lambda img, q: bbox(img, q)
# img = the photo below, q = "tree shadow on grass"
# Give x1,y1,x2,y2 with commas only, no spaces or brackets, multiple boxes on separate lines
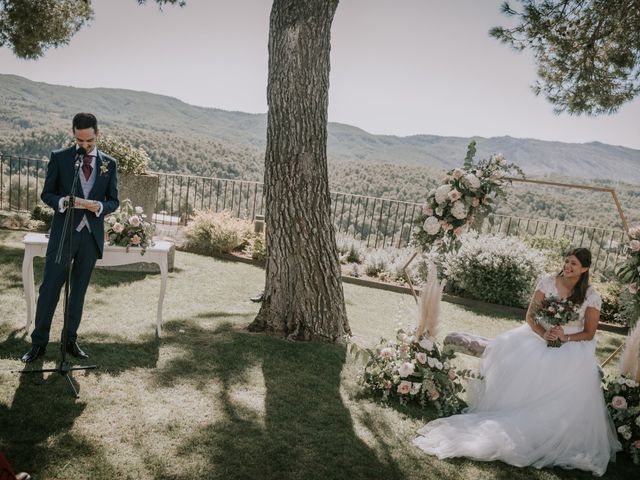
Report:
154,321,407,480
0,367,87,475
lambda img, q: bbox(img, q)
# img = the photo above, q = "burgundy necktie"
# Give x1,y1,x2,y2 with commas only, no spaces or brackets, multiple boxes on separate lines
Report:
82,155,93,180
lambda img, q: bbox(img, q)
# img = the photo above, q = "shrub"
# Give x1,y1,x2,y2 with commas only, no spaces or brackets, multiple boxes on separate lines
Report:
31,203,54,227
522,234,571,272
97,135,149,175
442,233,547,307
245,234,267,264
183,210,253,255
335,233,364,264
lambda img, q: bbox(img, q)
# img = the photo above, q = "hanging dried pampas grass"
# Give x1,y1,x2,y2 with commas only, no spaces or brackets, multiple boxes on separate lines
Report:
618,320,640,383
416,262,443,339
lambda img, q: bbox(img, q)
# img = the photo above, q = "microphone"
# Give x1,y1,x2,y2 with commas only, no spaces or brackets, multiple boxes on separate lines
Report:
75,146,87,168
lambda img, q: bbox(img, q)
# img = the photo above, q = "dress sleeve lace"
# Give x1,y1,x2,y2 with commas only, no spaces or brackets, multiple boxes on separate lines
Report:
583,287,602,311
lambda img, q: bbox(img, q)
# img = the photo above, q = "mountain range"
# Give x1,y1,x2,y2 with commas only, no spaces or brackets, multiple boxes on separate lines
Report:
0,73,638,184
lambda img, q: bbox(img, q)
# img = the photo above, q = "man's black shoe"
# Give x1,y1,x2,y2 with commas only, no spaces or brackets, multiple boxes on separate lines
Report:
66,341,89,360
21,345,46,363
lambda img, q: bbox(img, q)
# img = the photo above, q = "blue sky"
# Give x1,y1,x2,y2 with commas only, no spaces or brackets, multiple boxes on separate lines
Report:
1,0,639,149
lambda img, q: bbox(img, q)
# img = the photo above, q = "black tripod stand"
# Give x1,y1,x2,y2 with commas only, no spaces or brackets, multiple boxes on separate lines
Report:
20,149,98,397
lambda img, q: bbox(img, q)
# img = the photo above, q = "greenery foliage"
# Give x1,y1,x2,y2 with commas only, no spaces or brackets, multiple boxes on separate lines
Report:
491,0,640,115
0,0,93,58
183,210,254,255
441,232,547,307
96,135,149,176
31,203,53,228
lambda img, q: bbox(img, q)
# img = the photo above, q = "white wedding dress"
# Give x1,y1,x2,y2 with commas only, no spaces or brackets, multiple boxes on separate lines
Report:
414,275,621,476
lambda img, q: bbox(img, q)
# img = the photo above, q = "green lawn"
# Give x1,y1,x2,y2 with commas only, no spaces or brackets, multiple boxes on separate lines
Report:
0,229,635,479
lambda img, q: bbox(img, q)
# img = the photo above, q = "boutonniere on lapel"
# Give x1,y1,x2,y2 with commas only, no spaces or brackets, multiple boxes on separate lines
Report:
99,159,110,177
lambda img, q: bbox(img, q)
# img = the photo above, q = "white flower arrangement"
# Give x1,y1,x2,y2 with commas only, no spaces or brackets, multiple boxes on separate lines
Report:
413,141,523,253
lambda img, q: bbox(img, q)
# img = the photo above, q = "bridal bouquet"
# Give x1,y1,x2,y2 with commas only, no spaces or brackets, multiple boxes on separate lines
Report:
350,328,467,416
412,141,523,253
533,295,581,347
105,199,155,254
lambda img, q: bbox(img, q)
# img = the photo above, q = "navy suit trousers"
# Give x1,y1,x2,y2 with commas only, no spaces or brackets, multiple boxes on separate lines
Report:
31,228,99,347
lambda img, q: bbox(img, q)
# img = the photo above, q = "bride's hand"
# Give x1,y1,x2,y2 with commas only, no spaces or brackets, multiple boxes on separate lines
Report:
543,330,557,341
550,326,566,341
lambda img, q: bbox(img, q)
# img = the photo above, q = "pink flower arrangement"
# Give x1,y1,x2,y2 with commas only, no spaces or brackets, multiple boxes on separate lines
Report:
104,199,155,254
353,327,468,416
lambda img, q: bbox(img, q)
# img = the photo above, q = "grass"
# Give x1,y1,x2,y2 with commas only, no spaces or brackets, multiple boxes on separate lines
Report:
0,228,635,479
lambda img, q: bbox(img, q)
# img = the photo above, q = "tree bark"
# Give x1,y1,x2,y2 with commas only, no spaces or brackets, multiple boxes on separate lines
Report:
248,0,350,342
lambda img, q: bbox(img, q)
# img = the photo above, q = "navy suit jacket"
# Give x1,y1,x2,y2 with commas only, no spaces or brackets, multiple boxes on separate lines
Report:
41,146,119,258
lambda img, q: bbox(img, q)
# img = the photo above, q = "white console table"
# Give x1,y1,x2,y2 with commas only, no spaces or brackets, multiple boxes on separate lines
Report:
22,233,172,337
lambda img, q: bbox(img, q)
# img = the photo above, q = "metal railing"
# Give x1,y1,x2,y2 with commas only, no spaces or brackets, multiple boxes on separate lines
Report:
1,153,628,274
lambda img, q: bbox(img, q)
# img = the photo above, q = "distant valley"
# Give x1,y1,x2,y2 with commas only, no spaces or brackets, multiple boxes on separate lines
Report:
1,73,639,228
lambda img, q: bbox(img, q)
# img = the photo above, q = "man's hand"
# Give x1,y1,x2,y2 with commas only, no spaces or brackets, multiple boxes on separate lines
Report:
84,200,100,213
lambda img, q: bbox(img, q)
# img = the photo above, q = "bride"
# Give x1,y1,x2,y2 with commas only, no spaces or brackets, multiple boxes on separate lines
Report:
414,248,621,476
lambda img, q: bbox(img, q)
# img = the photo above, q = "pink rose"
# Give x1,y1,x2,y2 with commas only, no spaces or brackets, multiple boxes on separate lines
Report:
448,369,457,380
113,222,124,234
629,240,640,252
380,347,394,359
629,283,638,294
448,189,461,201
422,206,433,216
397,380,412,395
415,352,427,364
430,389,440,401
398,362,415,378
441,222,452,231
633,439,640,449
129,215,141,227
131,234,142,245
453,226,465,237
611,395,627,409
471,198,480,207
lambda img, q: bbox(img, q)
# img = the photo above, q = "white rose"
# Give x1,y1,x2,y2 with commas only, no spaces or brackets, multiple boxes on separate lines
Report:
419,337,434,351
397,362,415,378
451,201,468,220
107,216,117,225
410,382,422,395
463,173,481,190
135,206,144,214
452,168,464,179
435,206,444,216
427,357,436,368
435,184,452,204
423,216,441,235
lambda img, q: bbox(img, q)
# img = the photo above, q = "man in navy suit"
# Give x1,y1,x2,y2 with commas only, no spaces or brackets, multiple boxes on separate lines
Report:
22,113,119,363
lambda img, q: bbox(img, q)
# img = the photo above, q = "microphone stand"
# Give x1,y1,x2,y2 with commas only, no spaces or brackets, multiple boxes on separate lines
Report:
20,154,98,398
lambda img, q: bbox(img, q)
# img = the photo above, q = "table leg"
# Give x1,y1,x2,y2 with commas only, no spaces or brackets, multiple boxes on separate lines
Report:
22,251,35,332
157,257,168,337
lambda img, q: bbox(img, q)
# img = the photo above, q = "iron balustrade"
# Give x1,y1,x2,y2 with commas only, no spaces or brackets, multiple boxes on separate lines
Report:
1,153,628,274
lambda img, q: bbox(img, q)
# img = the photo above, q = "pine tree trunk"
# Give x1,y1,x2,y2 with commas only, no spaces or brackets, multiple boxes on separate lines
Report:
248,0,350,342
